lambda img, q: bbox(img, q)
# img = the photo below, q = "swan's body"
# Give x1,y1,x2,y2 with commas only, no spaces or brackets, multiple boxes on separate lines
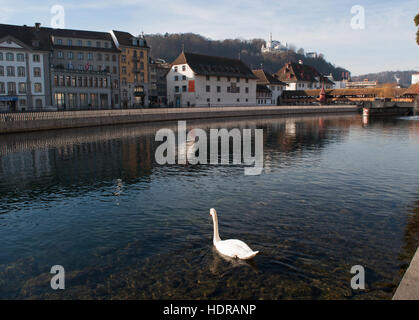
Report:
209,208,259,260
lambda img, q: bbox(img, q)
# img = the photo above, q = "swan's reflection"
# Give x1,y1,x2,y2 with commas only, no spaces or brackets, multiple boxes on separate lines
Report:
208,246,259,274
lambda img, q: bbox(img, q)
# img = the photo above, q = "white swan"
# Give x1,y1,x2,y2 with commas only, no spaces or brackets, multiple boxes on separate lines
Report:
209,208,259,260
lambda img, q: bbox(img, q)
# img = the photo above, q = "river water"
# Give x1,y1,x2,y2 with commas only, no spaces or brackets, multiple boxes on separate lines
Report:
0,113,419,299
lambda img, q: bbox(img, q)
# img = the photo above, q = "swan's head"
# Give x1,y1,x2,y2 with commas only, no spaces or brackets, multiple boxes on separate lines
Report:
209,208,217,217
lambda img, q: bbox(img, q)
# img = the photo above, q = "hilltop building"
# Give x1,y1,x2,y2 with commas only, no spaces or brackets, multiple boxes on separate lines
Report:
0,23,52,111
111,30,150,108
261,33,288,54
274,61,334,91
167,52,257,107
252,69,286,105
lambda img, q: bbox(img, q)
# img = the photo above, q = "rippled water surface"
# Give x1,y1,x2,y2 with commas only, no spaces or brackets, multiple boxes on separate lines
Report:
1,114,419,299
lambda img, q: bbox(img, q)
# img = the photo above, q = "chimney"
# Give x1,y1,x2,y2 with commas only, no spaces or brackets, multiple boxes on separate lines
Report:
35,22,41,31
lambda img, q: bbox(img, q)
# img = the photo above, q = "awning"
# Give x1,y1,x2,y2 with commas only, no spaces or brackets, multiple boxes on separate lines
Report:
0,96,18,102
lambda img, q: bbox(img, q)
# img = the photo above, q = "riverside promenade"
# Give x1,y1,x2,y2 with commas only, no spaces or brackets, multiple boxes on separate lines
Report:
0,105,358,134
393,248,419,300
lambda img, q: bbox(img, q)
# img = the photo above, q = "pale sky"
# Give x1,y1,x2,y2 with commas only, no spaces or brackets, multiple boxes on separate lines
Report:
0,0,418,75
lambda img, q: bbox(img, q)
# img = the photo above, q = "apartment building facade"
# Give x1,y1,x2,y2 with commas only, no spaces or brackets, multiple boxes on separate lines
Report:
47,27,120,110
111,31,150,108
0,23,52,112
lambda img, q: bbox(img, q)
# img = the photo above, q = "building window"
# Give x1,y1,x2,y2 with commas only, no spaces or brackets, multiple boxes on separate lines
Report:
105,54,110,61
217,76,221,81
71,77,76,87
245,87,249,94
7,82,16,94
87,41,92,47
0,82,4,93
227,77,231,82
33,67,41,77
0,53,3,61
80,93,88,107
57,39,63,45
87,53,93,60
175,86,179,92
182,75,186,80
122,67,127,74
20,99,26,107
237,77,240,82
34,83,42,93
77,52,83,60
182,85,187,92
174,75,178,81
90,93,98,107
59,75,65,86
96,41,101,48
0,66,3,76
217,86,221,93
113,79,119,89
206,85,210,92
77,40,82,46
7,66,15,77
97,53,102,61
35,99,42,109
67,52,74,59
17,53,24,62
206,75,210,81
68,39,72,46
207,98,210,102
18,82,26,93
112,55,116,62
6,53,14,61
237,98,240,102
17,67,25,77
68,93,77,108
182,65,186,71
246,78,249,83
54,93,65,108
57,51,63,59
78,77,82,87
174,66,178,72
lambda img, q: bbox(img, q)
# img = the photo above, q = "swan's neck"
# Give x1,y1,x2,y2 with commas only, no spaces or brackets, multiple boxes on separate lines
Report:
212,213,221,244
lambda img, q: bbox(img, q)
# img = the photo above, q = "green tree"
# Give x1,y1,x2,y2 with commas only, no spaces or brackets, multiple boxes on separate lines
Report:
415,14,419,44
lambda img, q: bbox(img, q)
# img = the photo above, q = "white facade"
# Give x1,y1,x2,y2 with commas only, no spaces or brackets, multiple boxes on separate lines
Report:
412,74,419,85
167,63,257,107
0,38,49,111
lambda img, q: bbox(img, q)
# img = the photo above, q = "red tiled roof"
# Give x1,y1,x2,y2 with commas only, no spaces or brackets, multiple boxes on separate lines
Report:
252,69,286,85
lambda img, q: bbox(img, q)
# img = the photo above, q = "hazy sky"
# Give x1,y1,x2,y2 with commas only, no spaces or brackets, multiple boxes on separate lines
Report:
0,0,418,75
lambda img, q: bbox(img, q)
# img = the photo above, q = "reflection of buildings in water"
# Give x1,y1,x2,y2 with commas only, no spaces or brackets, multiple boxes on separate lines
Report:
0,114,360,193
285,119,296,137
0,149,52,184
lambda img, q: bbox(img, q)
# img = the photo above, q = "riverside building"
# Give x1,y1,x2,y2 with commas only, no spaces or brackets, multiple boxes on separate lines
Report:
167,52,257,107
110,30,150,108
48,27,120,110
0,23,52,111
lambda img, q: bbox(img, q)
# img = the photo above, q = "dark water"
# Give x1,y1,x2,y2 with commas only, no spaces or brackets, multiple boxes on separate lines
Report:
1,114,419,300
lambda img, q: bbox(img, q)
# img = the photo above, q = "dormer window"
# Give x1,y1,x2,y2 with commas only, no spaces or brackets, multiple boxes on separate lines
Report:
32,40,40,47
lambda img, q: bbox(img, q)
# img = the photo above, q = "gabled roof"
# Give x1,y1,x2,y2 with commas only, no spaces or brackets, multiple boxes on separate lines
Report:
252,69,286,85
172,52,257,79
0,23,52,51
111,30,149,48
275,62,334,85
403,84,419,95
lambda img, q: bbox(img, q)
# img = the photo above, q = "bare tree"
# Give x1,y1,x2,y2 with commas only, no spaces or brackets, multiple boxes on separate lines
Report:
415,13,419,45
